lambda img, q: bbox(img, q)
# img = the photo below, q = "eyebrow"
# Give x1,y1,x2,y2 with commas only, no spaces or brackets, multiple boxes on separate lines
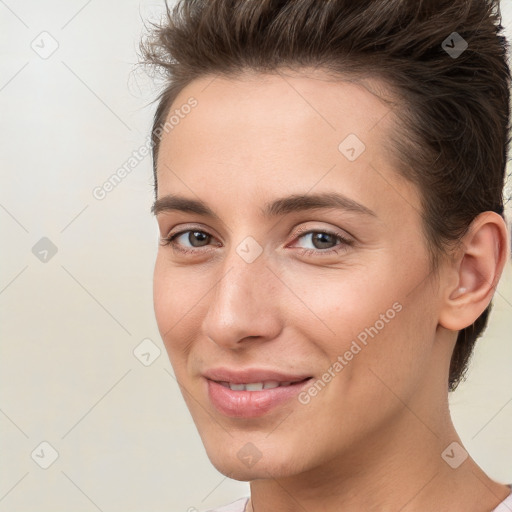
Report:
151,191,377,219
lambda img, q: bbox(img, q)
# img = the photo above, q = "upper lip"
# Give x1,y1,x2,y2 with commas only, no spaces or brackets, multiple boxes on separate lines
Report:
203,367,312,384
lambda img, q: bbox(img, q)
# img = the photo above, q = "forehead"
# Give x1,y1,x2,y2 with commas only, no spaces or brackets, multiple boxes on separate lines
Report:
156,69,421,219
164,69,393,153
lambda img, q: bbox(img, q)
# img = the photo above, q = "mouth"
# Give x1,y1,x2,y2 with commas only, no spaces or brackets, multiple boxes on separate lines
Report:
214,378,311,391
204,375,314,418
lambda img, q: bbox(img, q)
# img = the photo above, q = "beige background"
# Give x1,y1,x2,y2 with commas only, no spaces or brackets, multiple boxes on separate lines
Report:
0,1,511,511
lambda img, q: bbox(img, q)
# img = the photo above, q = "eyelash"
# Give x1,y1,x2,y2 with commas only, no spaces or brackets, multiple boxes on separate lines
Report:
159,226,354,257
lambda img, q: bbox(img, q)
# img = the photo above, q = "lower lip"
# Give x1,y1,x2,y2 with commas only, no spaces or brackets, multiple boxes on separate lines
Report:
206,378,313,418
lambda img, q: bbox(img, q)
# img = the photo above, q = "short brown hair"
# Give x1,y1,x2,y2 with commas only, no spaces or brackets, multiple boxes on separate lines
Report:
141,0,511,391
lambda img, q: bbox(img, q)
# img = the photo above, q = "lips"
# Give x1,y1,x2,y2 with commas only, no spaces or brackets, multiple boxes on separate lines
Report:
217,380,304,391
203,367,313,418
202,367,311,385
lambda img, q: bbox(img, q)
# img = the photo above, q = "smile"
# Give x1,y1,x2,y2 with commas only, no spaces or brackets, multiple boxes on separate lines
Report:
205,377,313,418
217,380,307,391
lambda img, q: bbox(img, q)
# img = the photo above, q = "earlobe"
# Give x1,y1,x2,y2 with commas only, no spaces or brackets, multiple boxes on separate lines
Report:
439,212,509,331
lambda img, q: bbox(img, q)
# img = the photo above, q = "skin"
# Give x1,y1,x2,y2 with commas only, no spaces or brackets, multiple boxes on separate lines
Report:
152,68,510,512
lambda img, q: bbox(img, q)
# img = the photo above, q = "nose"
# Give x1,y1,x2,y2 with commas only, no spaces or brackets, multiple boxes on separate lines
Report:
201,245,283,349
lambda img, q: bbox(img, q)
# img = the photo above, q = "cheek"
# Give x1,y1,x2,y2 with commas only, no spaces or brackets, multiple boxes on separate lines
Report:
153,258,176,335
282,264,399,345
332,289,435,414
287,261,435,384
153,255,205,323
152,257,200,359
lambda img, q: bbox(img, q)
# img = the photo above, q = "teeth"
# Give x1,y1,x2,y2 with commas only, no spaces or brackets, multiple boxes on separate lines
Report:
219,380,296,391
245,382,264,391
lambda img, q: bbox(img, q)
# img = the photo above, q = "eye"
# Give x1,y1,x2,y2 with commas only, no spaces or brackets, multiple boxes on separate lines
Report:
160,229,217,254
160,226,354,257
290,228,353,257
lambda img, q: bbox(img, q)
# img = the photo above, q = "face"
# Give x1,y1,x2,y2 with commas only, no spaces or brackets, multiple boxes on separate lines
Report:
152,69,447,480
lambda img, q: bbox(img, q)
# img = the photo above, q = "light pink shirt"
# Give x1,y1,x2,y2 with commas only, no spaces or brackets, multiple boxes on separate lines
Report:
207,486,512,512
492,486,512,512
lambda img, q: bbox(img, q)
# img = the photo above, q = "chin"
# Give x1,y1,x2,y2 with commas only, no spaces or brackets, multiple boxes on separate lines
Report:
201,436,308,481
210,461,261,482
206,454,298,482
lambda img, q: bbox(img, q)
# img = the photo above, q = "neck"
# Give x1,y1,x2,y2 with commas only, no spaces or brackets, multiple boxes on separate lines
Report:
246,401,509,512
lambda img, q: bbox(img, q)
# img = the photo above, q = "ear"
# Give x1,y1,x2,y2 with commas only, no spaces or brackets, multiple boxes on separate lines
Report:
438,211,510,331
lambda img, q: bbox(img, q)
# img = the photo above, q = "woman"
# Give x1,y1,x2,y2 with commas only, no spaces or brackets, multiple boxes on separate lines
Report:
143,0,512,510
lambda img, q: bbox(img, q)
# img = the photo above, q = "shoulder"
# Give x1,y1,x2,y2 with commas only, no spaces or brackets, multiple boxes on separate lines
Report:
204,497,249,512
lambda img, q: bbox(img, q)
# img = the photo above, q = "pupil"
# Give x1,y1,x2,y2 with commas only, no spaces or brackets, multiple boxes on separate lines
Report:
190,231,208,247
313,232,333,249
